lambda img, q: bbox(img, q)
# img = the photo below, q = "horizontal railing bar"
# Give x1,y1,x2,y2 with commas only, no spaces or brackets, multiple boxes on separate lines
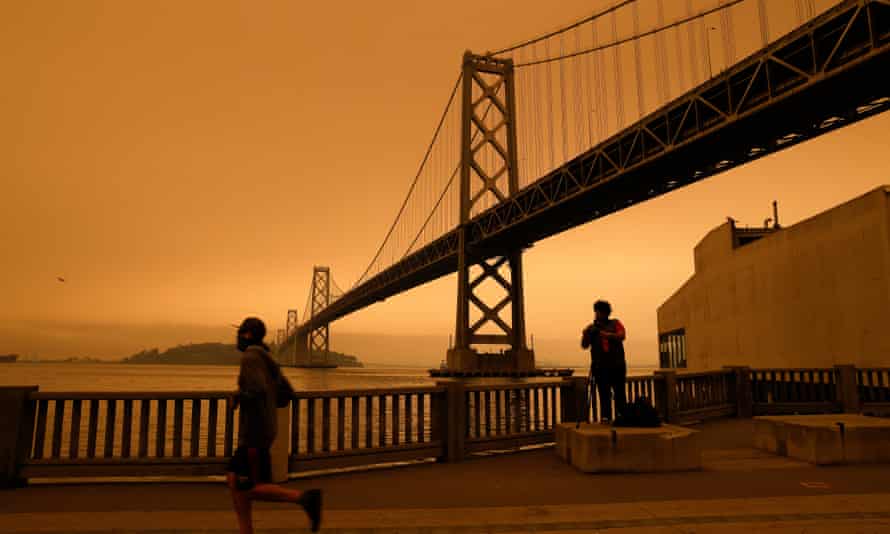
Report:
290,441,443,461
30,387,448,401
466,434,555,453
25,456,230,467
22,459,229,478
289,445,442,472
464,381,566,392
466,430,553,444
749,368,840,373
31,391,235,401
294,386,446,399
673,370,735,379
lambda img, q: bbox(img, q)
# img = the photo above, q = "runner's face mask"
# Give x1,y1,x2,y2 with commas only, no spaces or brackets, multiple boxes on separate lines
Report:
236,332,251,352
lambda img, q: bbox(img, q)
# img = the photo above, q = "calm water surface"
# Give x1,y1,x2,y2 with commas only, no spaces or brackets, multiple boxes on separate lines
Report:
0,363,439,391
0,362,653,392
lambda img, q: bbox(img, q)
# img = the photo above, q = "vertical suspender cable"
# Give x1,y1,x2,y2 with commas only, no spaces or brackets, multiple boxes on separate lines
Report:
518,47,527,184
757,0,770,47
559,33,569,164
531,44,543,178
700,10,710,78
656,0,669,104
598,27,608,141
612,10,625,129
584,21,595,149
591,22,602,143
632,2,645,119
687,0,699,84
574,26,586,155
719,0,735,68
674,19,687,94
544,39,556,171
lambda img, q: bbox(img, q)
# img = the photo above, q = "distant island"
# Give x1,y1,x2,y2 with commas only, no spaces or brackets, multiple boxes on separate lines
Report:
122,343,363,367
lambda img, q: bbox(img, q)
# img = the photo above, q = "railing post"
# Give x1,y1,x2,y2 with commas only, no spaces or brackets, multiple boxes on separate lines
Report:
270,405,291,483
0,386,38,489
835,364,860,414
654,371,676,423
560,377,588,423
434,381,466,462
724,366,753,418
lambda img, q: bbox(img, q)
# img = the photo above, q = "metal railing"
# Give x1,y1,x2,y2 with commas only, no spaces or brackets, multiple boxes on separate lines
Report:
464,381,564,454
288,386,445,472
24,391,235,478
750,368,840,414
5,365,890,485
858,368,890,413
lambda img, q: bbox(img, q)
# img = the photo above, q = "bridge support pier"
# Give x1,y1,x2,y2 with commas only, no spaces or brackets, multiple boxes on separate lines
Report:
447,52,535,374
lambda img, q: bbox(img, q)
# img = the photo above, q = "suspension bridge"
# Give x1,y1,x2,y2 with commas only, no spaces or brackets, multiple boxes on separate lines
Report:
278,0,890,371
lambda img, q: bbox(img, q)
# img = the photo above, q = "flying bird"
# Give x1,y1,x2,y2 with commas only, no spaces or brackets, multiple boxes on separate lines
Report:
57,277,66,283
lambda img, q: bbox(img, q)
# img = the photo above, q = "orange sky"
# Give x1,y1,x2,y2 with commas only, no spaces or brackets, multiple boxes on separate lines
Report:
2,0,888,364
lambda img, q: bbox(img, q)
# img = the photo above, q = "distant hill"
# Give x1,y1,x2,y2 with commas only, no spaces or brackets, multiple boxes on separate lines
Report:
123,343,362,367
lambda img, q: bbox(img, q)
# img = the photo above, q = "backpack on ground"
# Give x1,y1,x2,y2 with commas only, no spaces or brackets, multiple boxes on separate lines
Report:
611,396,661,427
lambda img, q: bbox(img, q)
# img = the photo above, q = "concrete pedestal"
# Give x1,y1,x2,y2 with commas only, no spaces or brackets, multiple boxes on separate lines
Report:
754,414,890,465
555,423,701,473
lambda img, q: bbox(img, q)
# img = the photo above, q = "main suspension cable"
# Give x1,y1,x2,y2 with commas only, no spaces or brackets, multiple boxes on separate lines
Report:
515,0,746,68
353,73,462,288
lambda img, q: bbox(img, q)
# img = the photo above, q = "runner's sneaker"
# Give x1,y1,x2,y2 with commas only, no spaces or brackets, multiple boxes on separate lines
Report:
299,488,322,532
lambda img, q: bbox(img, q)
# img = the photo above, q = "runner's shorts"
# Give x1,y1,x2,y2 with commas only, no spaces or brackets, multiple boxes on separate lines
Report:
227,446,272,490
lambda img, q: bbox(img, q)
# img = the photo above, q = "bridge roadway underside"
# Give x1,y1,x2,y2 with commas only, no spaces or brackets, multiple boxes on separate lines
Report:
297,0,890,336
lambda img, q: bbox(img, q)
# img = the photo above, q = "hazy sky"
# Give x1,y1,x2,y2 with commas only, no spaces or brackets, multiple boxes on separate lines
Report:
2,0,887,364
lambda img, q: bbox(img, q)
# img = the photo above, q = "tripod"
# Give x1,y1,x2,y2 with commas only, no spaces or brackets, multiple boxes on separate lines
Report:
576,366,595,429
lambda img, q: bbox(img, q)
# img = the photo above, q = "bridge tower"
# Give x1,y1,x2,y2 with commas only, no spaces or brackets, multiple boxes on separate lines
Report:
281,309,298,366
447,52,535,373
309,266,331,365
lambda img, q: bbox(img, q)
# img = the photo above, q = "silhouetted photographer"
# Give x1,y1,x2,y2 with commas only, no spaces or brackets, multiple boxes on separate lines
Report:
581,300,627,423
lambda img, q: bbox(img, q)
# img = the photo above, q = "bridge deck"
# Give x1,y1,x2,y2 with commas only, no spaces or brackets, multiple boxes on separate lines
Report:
4,418,890,532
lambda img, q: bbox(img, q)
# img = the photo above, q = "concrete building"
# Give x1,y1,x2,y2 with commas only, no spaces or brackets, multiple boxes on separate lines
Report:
657,185,890,371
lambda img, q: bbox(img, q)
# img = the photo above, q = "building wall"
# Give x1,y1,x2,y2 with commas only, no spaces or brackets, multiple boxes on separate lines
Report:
658,186,890,371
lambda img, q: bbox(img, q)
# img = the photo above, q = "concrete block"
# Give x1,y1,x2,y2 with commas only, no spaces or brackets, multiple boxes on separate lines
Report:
753,415,890,465
555,423,572,461
555,423,701,473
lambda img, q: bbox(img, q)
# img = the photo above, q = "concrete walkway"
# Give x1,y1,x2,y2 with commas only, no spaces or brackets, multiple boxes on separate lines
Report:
3,419,890,533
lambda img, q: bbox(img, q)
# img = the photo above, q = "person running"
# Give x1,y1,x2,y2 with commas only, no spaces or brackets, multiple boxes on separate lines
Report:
581,300,627,423
227,317,322,533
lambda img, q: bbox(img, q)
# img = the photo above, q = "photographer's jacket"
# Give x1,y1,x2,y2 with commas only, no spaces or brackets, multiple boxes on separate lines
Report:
237,345,278,448
581,319,626,368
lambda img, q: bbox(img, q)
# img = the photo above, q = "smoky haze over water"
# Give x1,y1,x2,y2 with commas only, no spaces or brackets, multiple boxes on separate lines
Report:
1,321,654,368
2,0,889,368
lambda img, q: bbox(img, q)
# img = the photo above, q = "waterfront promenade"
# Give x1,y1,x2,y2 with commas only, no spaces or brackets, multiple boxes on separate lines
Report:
4,418,890,533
